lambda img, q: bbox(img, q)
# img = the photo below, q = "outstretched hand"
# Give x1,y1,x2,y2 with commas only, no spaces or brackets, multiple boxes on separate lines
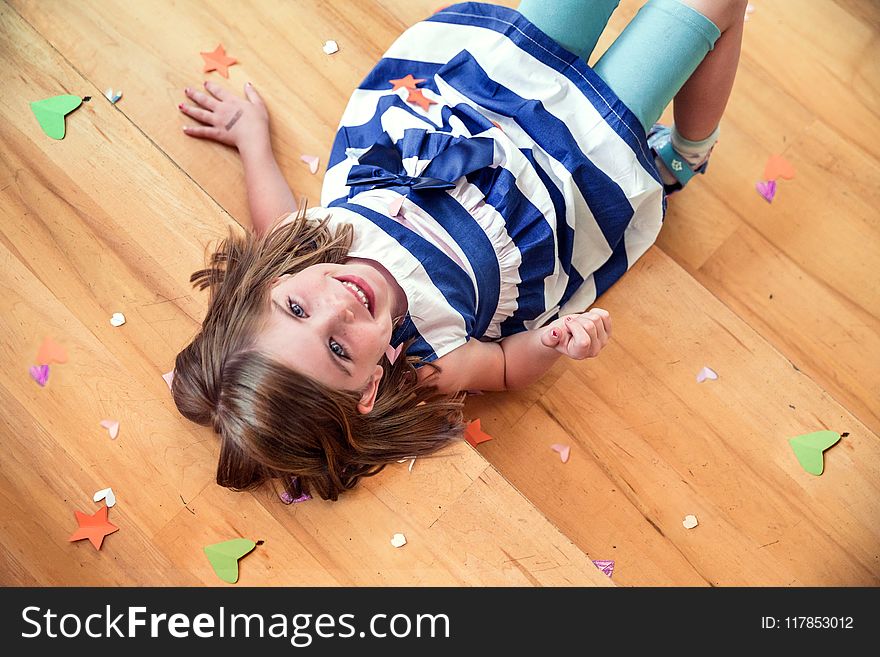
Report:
540,308,612,360
179,81,269,150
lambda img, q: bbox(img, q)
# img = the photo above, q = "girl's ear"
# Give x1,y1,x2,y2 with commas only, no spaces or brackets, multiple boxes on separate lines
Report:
356,365,385,414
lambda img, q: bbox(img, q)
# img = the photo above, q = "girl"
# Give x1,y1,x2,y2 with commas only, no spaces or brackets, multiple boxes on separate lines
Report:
173,0,746,501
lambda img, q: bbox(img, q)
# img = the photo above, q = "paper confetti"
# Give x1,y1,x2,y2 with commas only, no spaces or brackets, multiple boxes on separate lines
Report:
385,343,403,364
322,40,339,55
109,312,126,327
390,533,407,548
789,430,840,476
550,443,571,463
300,154,320,174
763,154,795,181
408,457,416,473
93,487,116,508
29,364,49,387
99,419,120,440
696,366,718,383
592,559,614,577
103,88,123,104
389,74,426,91
406,88,436,111
387,195,405,218
68,505,119,550
162,370,175,390
204,538,256,583
744,3,755,21
36,336,68,365
280,490,311,504
756,179,776,203
30,94,83,140
200,44,237,78
464,418,493,448
682,514,699,529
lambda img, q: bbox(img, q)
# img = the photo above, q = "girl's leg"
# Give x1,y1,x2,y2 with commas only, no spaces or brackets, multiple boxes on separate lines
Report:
670,0,747,140
517,0,621,63
593,0,746,188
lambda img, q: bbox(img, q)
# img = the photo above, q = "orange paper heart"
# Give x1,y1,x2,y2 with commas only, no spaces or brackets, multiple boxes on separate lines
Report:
36,336,68,365
763,154,795,181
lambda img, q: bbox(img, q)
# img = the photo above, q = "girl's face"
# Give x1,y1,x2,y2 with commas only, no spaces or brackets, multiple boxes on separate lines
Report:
257,260,401,408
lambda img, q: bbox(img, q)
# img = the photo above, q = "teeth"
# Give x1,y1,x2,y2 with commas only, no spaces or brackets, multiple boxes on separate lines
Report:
341,281,370,310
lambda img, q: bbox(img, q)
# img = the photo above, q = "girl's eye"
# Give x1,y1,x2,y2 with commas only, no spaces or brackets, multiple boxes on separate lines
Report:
329,338,347,359
287,299,306,318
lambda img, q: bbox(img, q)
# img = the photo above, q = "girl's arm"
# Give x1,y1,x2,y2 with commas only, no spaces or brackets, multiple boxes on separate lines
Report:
180,81,297,236
428,309,612,393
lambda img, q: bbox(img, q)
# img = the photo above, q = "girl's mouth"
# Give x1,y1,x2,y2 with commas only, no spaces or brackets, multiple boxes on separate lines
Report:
335,276,375,318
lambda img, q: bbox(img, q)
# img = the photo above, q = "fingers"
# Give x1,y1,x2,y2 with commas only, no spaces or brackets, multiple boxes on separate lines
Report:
203,80,232,102
590,307,612,339
184,86,218,111
181,124,221,140
243,81,264,105
178,102,213,125
564,316,592,357
540,325,563,349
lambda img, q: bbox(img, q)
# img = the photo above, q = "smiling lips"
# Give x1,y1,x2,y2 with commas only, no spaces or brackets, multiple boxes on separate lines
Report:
335,276,375,318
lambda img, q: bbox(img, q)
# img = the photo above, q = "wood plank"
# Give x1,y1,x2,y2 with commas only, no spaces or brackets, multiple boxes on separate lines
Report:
467,247,880,585
0,3,610,586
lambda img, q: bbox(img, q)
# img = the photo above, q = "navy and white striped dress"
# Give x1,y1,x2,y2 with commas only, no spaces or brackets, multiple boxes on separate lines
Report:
313,2,664,363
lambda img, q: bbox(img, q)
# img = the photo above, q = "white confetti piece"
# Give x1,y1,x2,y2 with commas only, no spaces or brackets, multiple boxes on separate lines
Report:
682,514,699,529
390,532,407,548
408,457,416,473
93,487,116,507
300,154,319,174
322,40,339,55
109,312,126,327
162,370,174,390
550,443,571,463
696,366,718,383
99,419,120,440
104,88,123,103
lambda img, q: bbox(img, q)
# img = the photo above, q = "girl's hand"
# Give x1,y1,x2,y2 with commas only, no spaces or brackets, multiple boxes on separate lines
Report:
179,81,269,151
540,308,611,360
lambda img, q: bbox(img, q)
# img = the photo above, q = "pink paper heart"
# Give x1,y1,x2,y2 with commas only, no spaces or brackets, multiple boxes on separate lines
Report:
385,343,403,365
29,364,49,386
100,419,120,440
756,179,776,203
592,559,614,577
300,154,319,174
387,195,405,217
550,443,571,463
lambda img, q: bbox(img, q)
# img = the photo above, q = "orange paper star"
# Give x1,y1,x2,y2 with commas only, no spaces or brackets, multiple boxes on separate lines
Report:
68,505,118,550
201,44,237,78
389,74,426,91
464,418,493,448
406,88,436,111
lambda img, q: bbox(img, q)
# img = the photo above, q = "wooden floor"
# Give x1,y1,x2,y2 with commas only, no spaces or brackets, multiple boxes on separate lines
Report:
1,0,877,586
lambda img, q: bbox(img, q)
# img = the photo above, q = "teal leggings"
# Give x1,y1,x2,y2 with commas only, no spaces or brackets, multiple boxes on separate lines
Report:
517,0,721,132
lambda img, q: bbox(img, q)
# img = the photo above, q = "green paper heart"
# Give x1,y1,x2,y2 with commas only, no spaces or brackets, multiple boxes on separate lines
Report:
30,94,83,140
204,538,256,584
789,430,840,476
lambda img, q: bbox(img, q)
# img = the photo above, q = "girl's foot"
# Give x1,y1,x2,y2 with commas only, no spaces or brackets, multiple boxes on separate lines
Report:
647,123,716,195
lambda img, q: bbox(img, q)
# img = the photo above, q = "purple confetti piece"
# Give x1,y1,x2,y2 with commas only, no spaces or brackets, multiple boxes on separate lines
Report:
755,179,776,203
29,364,49,386
280,490,312,505
592,559,614,577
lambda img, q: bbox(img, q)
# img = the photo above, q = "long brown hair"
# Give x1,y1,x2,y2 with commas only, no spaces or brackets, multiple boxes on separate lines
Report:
172,209,465,501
